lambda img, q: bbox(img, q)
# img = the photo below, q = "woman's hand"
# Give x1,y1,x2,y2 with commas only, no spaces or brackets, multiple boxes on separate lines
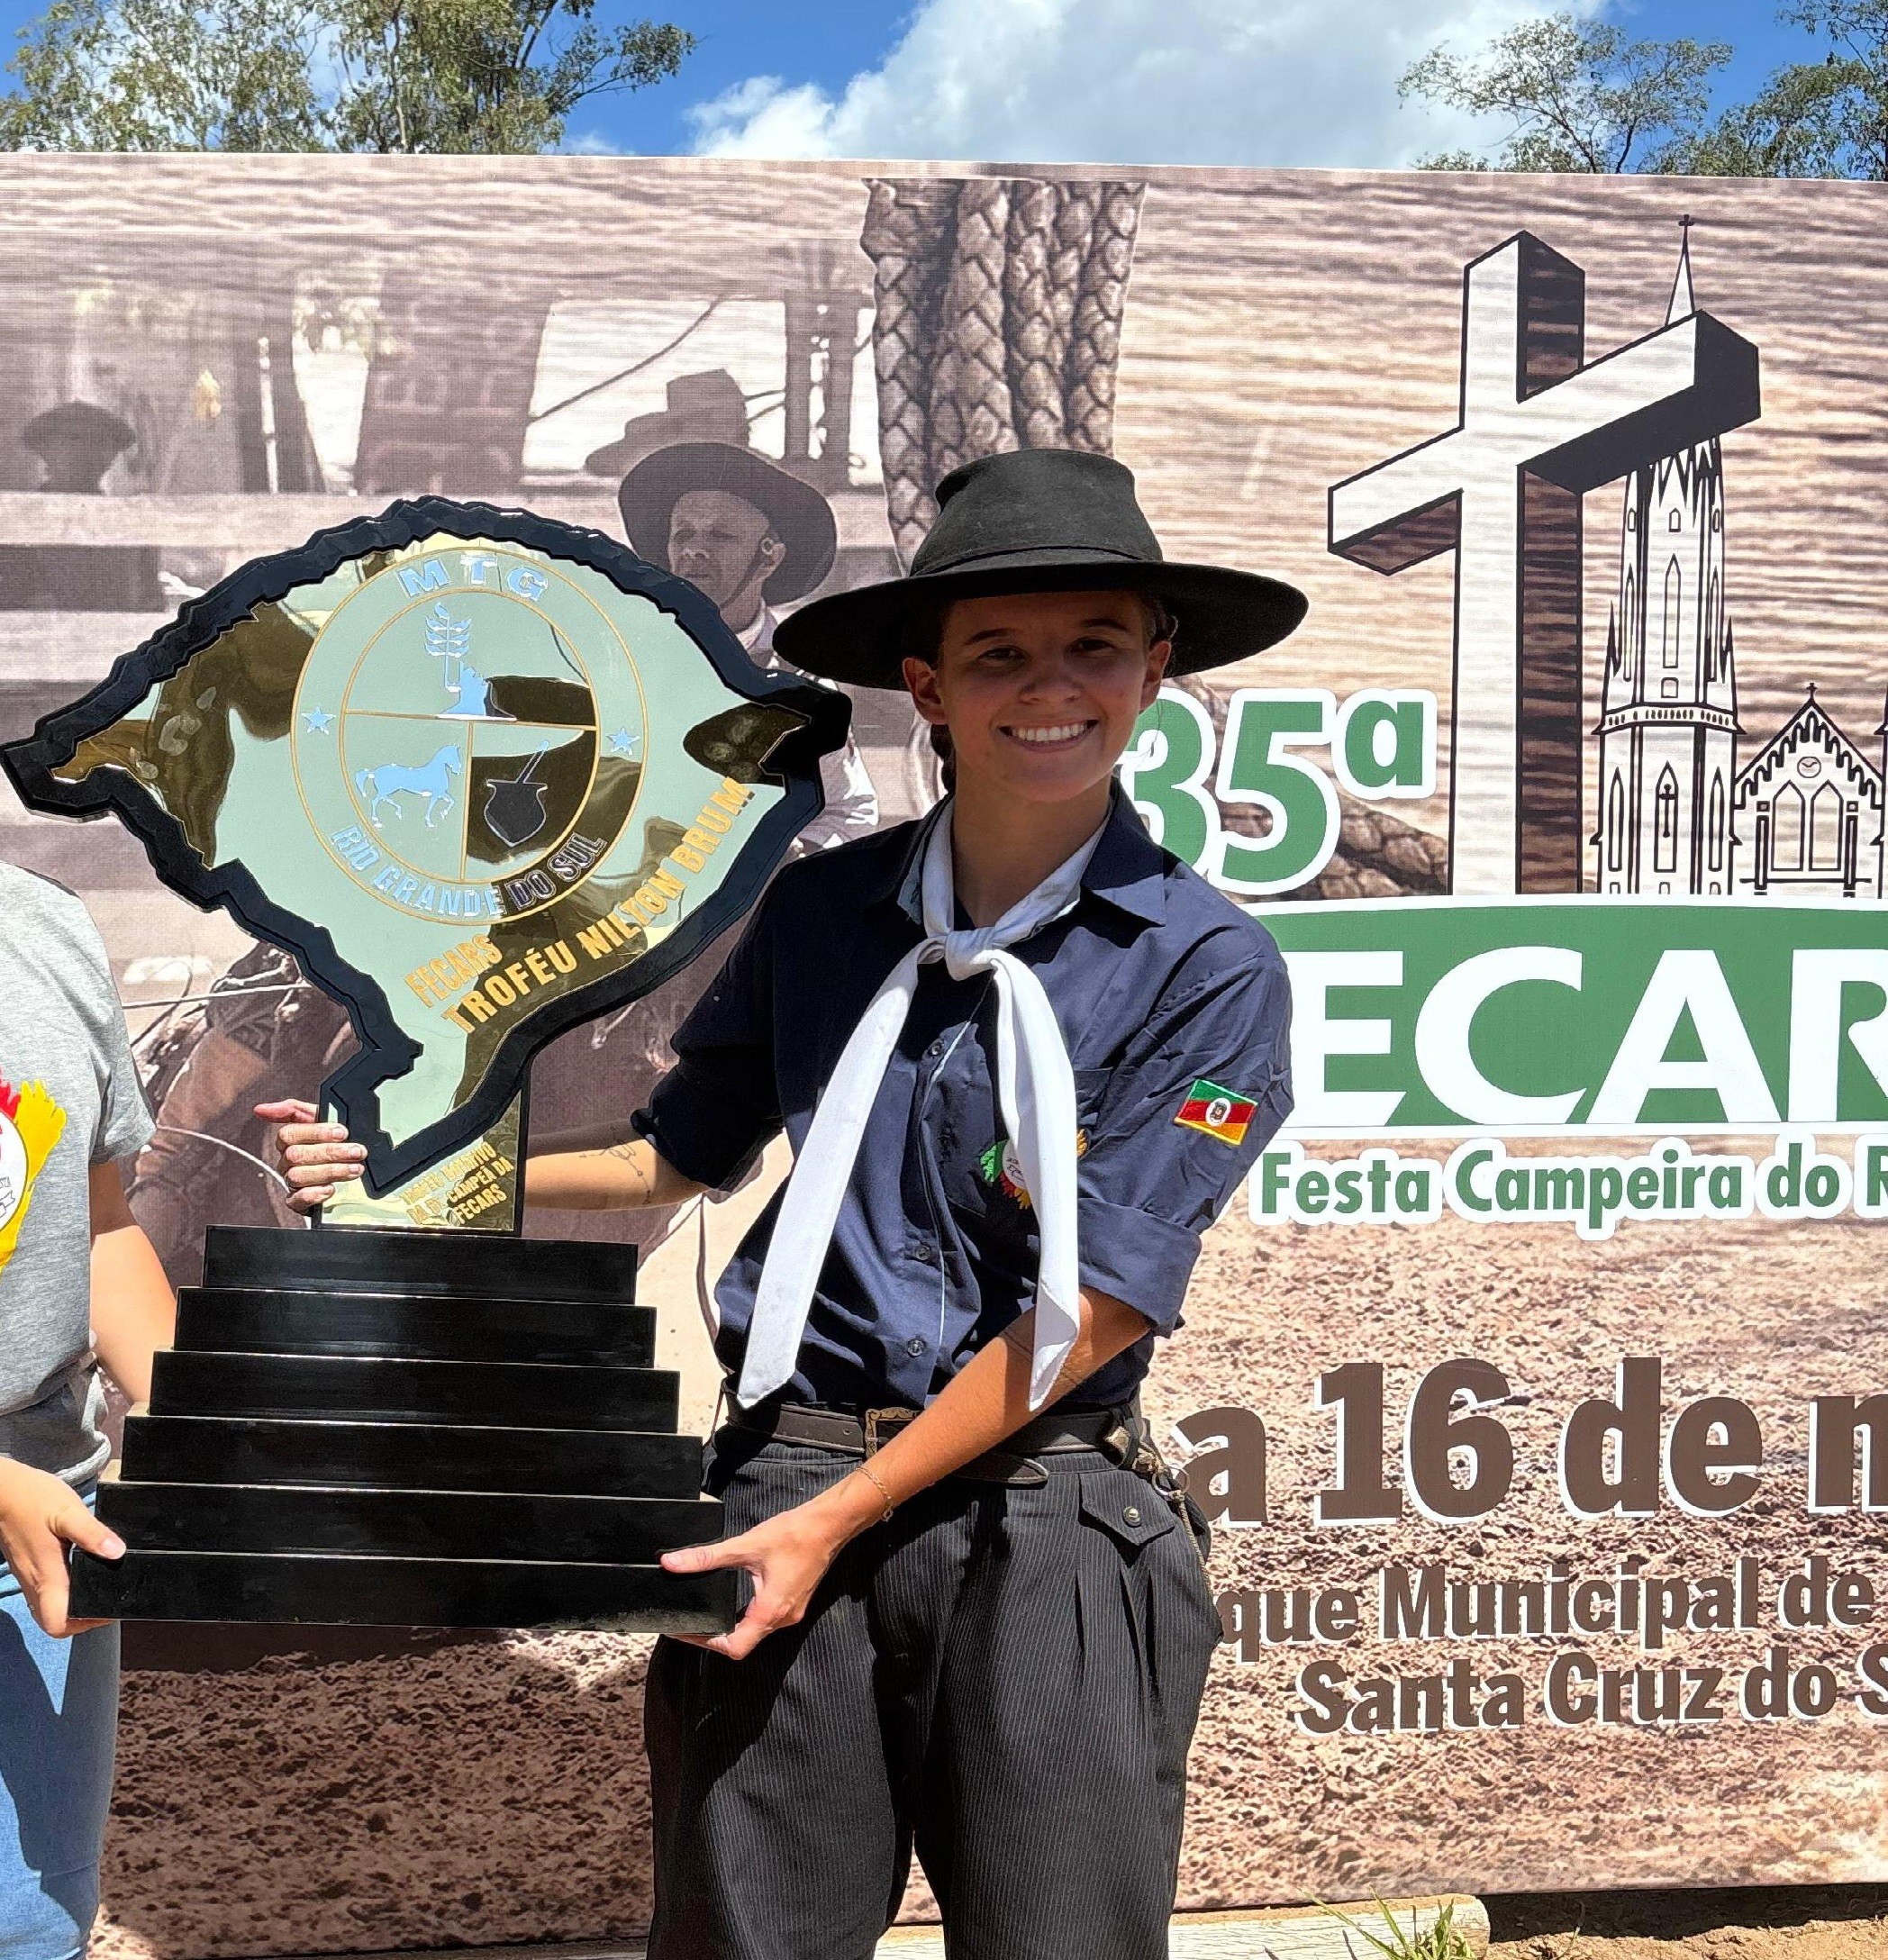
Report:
254,1101,703,1216
662,1291,1155,1662
660,1472,886,1661
254,1099,366,1213
0,1457,124,1638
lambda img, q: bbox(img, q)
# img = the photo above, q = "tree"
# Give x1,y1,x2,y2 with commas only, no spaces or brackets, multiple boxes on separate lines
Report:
1682,55,1861,177
330,0,694,154
1690,2,1888,177
0,0,694,152
0,0,330,150
1399,12,1733,173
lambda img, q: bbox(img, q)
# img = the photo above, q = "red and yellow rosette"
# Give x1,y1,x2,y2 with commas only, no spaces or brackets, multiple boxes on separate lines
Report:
0,1077,68,1275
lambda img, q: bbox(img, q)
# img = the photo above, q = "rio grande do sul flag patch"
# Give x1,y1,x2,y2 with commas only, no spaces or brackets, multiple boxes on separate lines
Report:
1175,1078,1258,1148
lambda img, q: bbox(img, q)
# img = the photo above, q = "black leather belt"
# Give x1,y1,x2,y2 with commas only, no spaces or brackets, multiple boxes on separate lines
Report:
725,1397,1143,1487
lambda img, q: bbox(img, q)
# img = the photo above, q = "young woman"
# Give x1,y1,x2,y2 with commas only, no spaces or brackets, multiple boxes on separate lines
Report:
274,448,1305,1960
0,860,176,1959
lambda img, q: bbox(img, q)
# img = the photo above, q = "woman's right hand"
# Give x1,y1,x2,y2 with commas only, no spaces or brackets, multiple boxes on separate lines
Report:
254,1099,367,1214
0,1456,123,1638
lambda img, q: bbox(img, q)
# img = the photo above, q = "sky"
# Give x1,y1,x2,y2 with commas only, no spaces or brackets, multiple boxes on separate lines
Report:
584,0,1821,168
0,0,1832,165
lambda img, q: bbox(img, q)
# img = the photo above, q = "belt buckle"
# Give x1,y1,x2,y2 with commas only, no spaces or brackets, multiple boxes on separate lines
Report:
864,1407,915,1456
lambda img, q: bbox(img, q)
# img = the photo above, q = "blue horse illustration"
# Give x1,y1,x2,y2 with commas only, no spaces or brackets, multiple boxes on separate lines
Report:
357,743,461,829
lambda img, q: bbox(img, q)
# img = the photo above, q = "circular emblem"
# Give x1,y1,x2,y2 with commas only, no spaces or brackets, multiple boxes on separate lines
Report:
1205,1095,1234,1129
292,546,649,923
0,1104,28,1235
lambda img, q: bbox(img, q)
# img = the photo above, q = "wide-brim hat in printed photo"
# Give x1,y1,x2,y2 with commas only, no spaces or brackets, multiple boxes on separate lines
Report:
772,448,1307,687
584,368,749,476
615,439,839,605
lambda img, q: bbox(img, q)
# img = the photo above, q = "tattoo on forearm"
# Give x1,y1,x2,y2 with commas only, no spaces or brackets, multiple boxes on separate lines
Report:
604,1141,652,1199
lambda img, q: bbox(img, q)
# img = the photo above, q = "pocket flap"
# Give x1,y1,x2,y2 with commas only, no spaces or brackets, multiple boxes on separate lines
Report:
1078,1472,1177,1552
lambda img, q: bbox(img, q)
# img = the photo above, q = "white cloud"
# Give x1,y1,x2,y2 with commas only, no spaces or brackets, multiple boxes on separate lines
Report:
685,0,1591,170
563,128,629,156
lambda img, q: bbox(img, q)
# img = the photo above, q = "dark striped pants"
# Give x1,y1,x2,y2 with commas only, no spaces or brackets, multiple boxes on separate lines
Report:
644,1429,1221,1960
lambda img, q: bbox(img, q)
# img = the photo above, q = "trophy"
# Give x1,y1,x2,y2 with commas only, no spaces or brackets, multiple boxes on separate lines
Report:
1,499,849,1629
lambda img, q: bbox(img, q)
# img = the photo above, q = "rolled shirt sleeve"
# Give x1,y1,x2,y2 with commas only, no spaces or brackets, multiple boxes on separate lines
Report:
1076,925,1293,1332
633,883,785,1192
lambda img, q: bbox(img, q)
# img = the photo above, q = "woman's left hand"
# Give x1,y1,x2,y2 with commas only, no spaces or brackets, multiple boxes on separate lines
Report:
661,1477,880,1661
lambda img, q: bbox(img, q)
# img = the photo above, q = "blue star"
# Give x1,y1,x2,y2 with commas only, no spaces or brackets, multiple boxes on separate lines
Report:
302,706,336,735
609,727,640,758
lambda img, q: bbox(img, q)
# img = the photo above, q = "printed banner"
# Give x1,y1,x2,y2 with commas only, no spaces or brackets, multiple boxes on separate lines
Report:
2,154,1886,1954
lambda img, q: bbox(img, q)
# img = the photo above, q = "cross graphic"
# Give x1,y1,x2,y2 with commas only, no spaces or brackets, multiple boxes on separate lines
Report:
1328,231,1759,895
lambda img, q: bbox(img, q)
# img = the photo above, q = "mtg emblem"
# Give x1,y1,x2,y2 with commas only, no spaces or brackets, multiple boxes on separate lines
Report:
2,498,850,1195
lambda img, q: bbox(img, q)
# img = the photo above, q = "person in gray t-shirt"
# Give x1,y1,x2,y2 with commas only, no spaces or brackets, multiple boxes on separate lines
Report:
0,859,176,1960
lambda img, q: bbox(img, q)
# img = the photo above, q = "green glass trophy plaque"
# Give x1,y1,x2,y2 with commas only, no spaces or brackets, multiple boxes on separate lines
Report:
1,498,850,1629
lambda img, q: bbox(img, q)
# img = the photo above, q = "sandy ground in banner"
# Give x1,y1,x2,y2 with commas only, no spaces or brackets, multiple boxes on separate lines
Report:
88,1184,1888,1958
1145,1187,1888,1911
1487,1885,1888,1960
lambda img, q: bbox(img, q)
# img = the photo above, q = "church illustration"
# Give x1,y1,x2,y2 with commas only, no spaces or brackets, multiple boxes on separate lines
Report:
1592,231,1886,900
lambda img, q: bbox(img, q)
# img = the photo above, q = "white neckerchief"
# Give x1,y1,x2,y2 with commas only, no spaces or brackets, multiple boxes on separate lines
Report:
737,799,1104,1411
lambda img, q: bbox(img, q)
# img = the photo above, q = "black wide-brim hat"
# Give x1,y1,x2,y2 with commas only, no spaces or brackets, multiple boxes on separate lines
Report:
23,398,139,463
772,448,1307,686
617,440,838,605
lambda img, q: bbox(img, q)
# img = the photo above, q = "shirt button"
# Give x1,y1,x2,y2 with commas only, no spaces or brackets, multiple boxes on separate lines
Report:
1122,1504,1142,1526
905,1336,927,1357
926,1039,944,1058
912,1242,935,1266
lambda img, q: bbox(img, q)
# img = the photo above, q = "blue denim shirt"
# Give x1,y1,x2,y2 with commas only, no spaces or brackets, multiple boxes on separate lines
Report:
634,789,1293,1412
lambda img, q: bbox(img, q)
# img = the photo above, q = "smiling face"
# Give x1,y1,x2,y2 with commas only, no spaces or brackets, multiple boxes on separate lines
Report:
903,589,1171,809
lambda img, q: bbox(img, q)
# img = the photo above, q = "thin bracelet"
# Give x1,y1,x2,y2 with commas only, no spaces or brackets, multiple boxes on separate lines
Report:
856,1461,896,1522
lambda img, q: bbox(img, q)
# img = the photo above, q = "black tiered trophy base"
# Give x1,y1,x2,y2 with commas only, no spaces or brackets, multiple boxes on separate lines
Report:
71,1225,736,1633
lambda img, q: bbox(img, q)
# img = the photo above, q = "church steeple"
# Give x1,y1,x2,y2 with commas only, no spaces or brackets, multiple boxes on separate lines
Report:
1667,213,1696,324
1593,218,1739,894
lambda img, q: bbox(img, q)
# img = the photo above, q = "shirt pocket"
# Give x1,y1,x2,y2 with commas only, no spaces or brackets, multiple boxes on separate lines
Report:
937,1057,1110,1254
933,1036,1008,1220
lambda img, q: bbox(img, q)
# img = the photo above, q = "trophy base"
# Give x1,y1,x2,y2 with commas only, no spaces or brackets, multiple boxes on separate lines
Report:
72,1549,737,1632
73,1225,735,1634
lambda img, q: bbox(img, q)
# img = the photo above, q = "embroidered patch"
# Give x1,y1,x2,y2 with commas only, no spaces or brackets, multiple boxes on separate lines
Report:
0,1077,68,1277
1175,1078,1258,1147
978,1130,1087,1208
